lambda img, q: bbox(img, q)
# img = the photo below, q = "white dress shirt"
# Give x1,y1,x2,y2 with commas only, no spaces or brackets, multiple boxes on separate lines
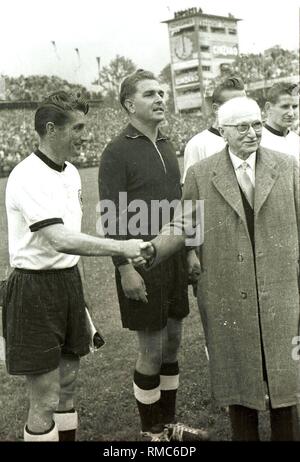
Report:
228,149,256,187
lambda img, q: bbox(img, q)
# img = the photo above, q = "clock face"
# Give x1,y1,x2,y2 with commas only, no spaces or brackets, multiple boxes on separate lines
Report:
174,35,193,60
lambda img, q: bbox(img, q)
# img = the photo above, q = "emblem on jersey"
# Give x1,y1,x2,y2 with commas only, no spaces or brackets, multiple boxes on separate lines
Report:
78,189,83,209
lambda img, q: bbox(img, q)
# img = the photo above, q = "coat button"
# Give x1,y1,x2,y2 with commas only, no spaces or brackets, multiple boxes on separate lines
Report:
238,254,244,262
241,291,247,299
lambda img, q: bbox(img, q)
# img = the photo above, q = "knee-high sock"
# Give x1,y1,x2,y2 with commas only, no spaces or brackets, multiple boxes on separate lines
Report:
160,362,179,424
133,370,161,432
54,409,78,442
270,405,298,441
24,421,59,442
229,405,259,441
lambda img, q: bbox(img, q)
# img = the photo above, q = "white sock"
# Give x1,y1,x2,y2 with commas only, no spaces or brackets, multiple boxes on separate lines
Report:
54,410,78,432
24,422,59,442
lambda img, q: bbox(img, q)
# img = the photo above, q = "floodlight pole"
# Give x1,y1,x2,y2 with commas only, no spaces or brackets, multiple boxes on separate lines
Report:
194,14,207,119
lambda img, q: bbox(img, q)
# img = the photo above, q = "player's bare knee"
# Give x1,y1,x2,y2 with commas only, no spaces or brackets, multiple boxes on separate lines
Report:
27,373,60,413
33,388,60,415
137,350,162,373
60,367,77,390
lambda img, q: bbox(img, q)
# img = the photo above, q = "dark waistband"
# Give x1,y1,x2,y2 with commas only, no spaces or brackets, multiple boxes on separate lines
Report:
13,265,78,275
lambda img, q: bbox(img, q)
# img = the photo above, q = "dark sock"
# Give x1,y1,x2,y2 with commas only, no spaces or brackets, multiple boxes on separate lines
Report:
229,405,259,441
160,362,179,424
270,405,297,441
133,370,162,432
54,408,78,442
58,429,76,442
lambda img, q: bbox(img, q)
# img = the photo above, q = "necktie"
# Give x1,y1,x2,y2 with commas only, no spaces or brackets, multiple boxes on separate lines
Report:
237,162,254,208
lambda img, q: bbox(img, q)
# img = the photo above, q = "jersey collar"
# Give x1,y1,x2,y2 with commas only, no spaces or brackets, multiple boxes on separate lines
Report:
264,123,289,137
125,123,168,141
208,126,222,137
34,149,67,172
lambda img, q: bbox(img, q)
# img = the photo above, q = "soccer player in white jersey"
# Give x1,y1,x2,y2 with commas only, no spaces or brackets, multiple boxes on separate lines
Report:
261,82,299,162
4,92,150,442
182,77,246,183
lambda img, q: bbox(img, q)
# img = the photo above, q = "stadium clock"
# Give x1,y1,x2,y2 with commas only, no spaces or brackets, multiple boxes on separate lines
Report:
174,35,193,60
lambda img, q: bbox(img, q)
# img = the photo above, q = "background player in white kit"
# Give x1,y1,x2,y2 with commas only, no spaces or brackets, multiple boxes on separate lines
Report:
182,76,246,183
261,82,299,161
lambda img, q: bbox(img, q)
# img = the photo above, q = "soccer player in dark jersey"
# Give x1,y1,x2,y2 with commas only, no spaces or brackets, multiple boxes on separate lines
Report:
99,70,208,441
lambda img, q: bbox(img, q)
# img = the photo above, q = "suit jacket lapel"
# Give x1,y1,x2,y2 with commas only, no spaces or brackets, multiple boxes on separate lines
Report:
254,148,279,214
212,147,247,222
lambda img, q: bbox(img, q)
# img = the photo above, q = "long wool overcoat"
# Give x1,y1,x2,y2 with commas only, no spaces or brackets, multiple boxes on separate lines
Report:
153,146,300,410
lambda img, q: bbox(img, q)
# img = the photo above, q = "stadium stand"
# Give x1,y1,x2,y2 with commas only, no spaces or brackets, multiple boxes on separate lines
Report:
0,107,204,176
3,75,101,102
0,46,298,176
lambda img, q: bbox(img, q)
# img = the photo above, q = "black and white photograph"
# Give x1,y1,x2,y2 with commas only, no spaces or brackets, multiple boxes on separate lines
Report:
0,0,299,444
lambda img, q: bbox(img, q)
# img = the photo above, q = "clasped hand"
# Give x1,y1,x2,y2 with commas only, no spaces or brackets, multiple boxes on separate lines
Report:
122,239,155,266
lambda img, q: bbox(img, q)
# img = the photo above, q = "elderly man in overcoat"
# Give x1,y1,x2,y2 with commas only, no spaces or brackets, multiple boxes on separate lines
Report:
142,96,300,440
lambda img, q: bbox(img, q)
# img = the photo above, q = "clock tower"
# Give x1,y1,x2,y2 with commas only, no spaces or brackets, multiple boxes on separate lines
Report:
162,8,241,113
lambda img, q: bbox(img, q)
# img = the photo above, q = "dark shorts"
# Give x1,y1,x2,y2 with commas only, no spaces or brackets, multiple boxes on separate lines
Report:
3,265,90,375
115,249,189,331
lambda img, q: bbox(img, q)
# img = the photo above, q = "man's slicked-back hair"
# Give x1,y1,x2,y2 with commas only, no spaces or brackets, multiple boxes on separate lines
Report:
35,91,89,137
266,82,299,104
212,76,245,105
119,69,157,111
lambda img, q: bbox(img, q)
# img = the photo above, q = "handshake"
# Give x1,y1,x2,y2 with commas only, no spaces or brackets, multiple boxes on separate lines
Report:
120,239,155,266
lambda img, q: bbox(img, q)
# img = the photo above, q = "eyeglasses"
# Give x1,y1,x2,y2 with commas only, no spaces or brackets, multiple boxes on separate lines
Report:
222,121,263,135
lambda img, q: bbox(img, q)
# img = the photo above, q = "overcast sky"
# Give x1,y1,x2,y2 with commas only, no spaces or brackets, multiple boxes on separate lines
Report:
0,0,299,87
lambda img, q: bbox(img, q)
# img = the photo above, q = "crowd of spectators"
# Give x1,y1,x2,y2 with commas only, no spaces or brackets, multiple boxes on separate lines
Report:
228,47,298,84
0,46,298,176
2,47,298,103
2,75,101,102
165,113,204,155
0,109,38,175
0,107,204,176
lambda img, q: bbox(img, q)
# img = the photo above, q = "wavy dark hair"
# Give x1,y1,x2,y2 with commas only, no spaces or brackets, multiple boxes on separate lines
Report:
212,76,245,105
266,82,299,104
35,91,89,137
119,69,156,111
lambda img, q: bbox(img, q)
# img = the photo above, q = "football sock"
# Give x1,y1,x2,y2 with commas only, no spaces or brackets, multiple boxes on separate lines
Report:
133,370,162,432
229,405,259,441
160,361,179,424
54,409,78,442
24,420,59,442
270,405,297,441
